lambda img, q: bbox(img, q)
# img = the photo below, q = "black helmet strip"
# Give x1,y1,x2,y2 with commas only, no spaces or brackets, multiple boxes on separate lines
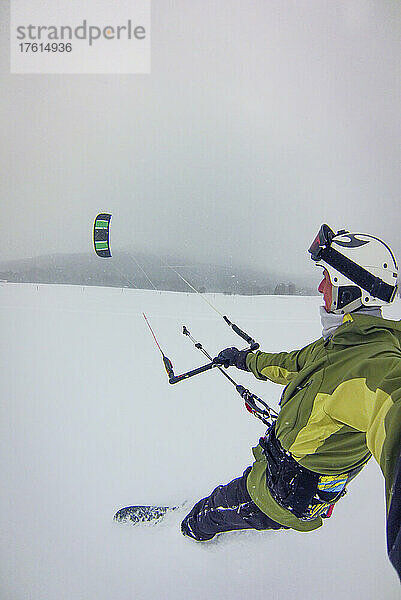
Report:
308,224,397,303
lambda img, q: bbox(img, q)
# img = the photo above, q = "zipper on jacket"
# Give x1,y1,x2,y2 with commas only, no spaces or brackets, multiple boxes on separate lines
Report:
294,380,312,393
279,379,312,406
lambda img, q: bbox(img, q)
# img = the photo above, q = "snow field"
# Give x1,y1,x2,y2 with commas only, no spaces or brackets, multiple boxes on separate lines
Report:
0,283,399,599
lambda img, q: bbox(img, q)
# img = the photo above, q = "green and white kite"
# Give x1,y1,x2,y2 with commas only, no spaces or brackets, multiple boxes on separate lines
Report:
93,213,112,258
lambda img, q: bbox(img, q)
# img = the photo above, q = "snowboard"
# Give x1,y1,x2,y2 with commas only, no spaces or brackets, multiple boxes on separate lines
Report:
113,505,178,524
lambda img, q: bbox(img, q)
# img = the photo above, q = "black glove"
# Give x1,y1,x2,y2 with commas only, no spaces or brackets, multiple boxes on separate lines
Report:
213,347,250,370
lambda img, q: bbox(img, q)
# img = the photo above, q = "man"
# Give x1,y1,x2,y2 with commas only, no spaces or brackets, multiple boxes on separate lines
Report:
181,224,401,581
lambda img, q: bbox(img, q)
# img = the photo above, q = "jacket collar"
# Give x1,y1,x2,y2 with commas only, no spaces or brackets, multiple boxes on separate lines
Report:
320,306,382,340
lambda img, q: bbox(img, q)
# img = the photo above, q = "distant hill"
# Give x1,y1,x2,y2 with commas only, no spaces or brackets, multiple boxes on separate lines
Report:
0,251,318,296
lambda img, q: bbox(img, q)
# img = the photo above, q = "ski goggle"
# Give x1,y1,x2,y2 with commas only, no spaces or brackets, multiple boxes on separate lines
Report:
308,224,336,261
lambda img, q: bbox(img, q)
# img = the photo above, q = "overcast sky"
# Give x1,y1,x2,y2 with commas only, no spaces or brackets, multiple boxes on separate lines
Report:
0,1,400,277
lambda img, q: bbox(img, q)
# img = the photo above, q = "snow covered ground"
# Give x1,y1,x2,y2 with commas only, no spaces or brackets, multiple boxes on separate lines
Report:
0,283,399,600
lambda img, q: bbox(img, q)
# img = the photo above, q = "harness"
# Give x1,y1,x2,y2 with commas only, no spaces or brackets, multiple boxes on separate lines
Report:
259,425,365,521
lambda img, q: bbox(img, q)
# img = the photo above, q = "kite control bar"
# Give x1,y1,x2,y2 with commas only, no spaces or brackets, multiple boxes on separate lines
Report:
168,361,220,384
143,314,278,426
143,313,256,386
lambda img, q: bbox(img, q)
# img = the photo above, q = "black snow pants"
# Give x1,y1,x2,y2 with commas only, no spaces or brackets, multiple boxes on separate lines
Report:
181,467,288,541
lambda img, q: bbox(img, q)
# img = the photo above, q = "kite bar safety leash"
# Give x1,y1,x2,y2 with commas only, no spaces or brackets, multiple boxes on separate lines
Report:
143,314,278,427
182,325,278,426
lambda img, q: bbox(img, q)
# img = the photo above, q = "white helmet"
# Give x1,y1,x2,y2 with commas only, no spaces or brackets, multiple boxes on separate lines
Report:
309,224,398,314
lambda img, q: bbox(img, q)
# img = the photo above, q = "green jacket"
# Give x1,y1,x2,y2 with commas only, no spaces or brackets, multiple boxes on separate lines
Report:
246,313,401,532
